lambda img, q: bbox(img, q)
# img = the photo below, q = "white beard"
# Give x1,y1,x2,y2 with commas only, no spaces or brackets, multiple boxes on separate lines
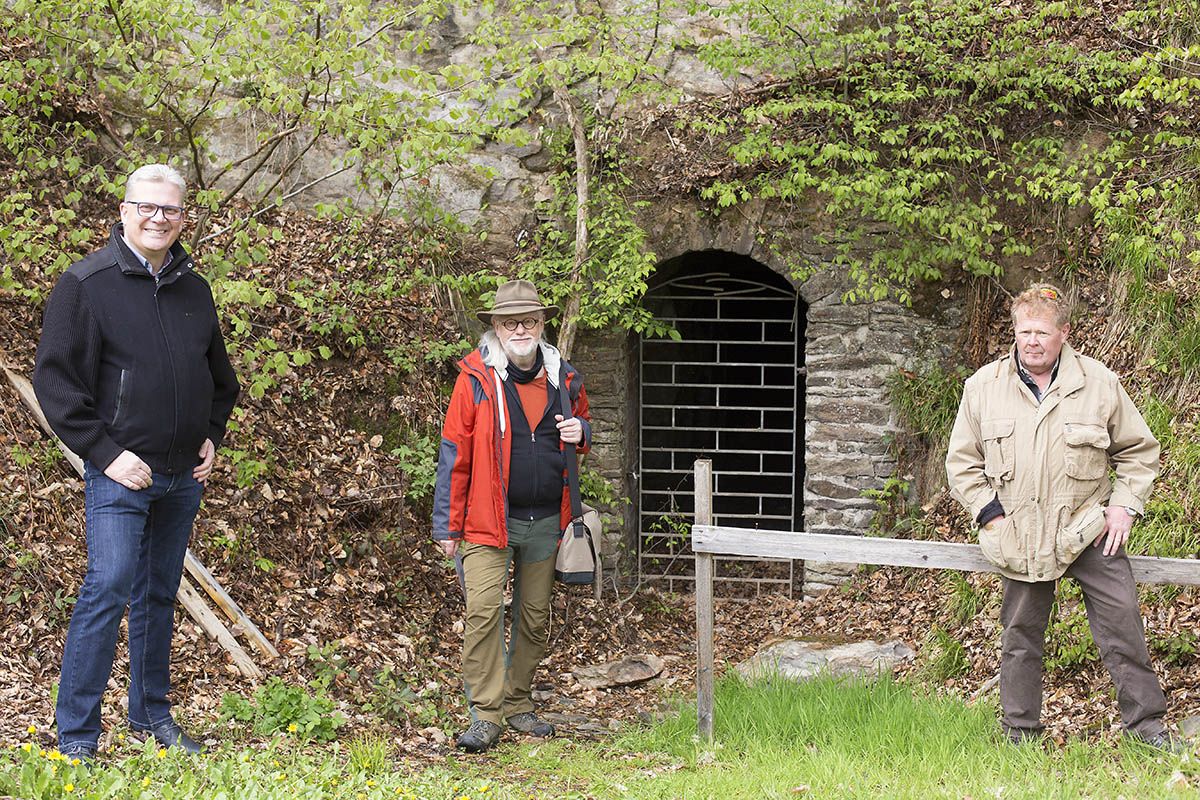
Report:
503,337,539,360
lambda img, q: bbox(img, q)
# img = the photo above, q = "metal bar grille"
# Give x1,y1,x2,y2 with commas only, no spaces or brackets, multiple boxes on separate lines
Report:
638,268,801,597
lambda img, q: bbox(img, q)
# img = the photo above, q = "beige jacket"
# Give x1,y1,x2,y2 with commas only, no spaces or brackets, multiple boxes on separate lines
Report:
945,344,1159,582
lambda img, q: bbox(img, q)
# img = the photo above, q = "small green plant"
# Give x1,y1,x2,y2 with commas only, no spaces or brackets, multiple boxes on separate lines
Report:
306,642,360,688
220,443,275,489
1149,630,1198,666
385,336,472,374
1044,585,1099,672
862,473,913,535
219,677,344,741
346,732,391,774
362,667,418,725
390,430,440,502
887,362,970,444
944,572,992,625
920,626,971,683
579,463,624,507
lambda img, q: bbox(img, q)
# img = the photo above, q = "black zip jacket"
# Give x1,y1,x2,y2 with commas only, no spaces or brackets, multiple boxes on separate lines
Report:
501,377,566,521
33,225,240,475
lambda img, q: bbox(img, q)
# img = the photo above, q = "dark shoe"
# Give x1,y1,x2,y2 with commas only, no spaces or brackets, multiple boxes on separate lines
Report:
143,721,204,755
1127,730,1189,755
507,712,555,738
455,720,502,753
60,745,96,767
1004,727,1043,745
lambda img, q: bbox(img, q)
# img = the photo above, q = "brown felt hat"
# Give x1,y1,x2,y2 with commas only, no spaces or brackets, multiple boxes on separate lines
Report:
476,279,559,324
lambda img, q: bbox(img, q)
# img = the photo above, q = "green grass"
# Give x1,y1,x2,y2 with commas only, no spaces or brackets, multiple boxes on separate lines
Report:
6,676,1197,799
514,674,1197,799
0,734,527,800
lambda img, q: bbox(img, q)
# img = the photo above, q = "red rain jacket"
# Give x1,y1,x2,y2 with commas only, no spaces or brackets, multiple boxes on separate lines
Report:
432,341,591,548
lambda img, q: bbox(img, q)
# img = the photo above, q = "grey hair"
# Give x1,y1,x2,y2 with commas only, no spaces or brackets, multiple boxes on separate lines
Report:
124,164,187,200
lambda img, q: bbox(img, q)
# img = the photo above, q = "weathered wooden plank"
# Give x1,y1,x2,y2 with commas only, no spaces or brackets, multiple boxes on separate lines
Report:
690,526,1200,586
184,552,279,660
694,460,715,742
3,356,272,670
2,360,86,477
178,576,261,679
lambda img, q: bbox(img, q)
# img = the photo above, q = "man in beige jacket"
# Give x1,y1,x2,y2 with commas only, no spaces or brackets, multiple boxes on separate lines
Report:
946,283,1180,750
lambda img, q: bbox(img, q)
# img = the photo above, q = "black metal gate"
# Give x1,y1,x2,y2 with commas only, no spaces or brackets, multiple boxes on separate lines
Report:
638,257,804,596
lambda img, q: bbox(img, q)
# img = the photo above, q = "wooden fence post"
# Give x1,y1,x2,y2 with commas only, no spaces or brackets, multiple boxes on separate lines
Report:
694,458,715,742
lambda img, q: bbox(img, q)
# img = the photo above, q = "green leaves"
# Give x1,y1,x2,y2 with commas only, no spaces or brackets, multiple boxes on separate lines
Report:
678,0,1200,302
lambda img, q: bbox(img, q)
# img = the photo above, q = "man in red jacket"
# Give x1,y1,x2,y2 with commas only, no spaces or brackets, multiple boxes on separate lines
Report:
432,279,591,753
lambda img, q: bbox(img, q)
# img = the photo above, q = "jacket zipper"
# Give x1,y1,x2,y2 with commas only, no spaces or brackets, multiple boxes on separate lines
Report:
464,361,510,537
154,283,181,470
112,369,129,425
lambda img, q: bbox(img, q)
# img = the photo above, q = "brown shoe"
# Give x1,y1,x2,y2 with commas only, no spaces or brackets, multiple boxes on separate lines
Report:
456,720,502,753
507,712,555,737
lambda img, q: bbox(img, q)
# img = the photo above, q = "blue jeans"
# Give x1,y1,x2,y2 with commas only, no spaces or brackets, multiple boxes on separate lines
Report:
56,462,203,752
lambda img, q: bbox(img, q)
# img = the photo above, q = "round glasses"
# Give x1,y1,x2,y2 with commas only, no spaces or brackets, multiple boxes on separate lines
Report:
499,317,542,331
124,201,185,221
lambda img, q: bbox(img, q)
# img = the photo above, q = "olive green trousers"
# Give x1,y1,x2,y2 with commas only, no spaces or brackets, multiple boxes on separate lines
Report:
460,515,559,725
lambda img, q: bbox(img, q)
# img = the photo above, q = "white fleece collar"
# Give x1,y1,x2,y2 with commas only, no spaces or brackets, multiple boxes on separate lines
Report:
479,330,563,388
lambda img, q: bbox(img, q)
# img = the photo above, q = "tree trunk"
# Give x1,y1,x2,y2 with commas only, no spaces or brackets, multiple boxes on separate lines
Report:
551,83,590,361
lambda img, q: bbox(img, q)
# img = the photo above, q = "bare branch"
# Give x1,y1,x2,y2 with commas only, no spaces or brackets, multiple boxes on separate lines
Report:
196,163,356,246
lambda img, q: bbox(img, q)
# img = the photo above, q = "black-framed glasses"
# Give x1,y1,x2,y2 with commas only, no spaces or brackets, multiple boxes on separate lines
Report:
499,317,542,331
123,201,185,221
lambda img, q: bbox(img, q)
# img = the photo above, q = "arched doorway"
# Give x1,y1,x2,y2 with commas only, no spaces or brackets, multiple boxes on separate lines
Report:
637,251,807,597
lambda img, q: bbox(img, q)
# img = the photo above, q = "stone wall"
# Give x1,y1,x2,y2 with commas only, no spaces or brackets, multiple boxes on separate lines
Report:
632,199,963,597
570,328,638,576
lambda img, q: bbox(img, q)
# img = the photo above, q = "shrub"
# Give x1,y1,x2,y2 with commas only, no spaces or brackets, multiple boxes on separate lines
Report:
220,678,344,741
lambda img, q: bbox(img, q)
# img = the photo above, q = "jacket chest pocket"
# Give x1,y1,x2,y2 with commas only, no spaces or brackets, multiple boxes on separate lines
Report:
982,418,1015,484
1063,420,1110,480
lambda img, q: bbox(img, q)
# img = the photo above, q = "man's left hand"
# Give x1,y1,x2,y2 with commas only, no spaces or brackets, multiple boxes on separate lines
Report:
193,438,216,484
555,414,583,445
1096,505,1134,556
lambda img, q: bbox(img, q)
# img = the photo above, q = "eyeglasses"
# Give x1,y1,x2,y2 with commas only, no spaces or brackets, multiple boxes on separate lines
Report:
123,201,185,221
499,317,542,331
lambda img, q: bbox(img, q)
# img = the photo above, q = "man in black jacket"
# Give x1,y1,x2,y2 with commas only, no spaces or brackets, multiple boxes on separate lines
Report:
34,164,239,761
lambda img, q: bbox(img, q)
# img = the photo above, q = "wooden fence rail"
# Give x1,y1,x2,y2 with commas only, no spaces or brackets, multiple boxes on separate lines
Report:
691,458,1200,741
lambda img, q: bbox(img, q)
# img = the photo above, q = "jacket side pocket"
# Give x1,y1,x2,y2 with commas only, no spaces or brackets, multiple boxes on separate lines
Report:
982,418,1016,485
978,515,1027,575
1063,421,1109,480
1055,503,1107,566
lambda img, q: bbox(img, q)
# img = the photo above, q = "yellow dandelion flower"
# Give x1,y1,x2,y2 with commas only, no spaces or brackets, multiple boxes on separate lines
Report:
117,733,126,742
287,723,298,733
26,725,36,735
70,758,81,766
367,780,376,787
64,783,75,793
142,777,151,788
21,743,31,753
156,748,167,759
276,773,286,782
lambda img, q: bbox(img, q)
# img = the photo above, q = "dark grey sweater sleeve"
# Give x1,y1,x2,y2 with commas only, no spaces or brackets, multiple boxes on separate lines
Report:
32,274,123,469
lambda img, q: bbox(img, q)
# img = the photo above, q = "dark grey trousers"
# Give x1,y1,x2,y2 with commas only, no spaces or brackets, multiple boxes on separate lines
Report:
999,543,1167,737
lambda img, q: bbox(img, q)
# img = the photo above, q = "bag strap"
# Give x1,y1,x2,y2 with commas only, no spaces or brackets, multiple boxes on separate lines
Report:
559,361,584,520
